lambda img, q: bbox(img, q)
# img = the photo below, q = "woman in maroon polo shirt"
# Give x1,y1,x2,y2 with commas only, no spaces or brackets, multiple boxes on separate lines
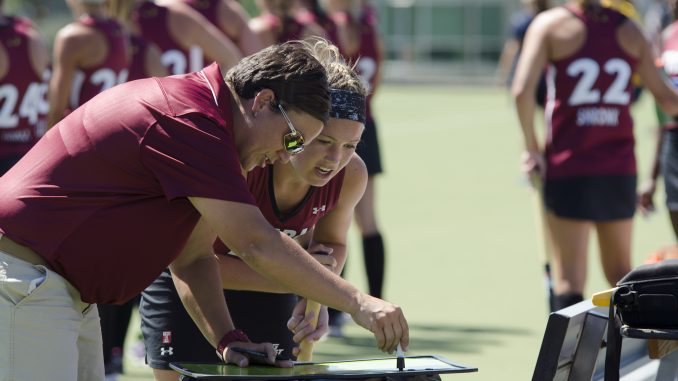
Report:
0,40,409,380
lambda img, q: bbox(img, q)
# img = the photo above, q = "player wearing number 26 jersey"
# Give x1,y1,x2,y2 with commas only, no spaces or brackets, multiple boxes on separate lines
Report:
0,15,49,174
513,0,678,312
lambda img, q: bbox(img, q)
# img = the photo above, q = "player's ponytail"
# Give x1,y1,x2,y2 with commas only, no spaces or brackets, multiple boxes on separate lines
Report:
305,38,367,97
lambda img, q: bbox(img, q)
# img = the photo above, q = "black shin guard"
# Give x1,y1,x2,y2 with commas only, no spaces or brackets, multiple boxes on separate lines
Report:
362,233,385,298
552,292,584,311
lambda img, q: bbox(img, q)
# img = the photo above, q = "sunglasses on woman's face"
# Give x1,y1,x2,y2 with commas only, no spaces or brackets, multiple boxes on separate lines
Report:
277,103,305,155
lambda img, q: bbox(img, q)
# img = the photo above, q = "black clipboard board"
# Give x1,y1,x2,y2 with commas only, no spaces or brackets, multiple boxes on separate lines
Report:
170,355,477,380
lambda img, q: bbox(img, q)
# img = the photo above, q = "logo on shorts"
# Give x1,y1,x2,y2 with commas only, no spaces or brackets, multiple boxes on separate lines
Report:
162,331,172,344
312,205,326,215
272,343,284,356
160,347,174,356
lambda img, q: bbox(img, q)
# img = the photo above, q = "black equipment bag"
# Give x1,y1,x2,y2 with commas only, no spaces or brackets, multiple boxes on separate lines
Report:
605,259,678,381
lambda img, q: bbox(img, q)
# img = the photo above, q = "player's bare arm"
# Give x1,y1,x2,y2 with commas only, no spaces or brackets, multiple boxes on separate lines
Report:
218,0,263,55
165,1,242,71
288,154,368,344
47,24,101,128
625,21,678,116
26,25,48,79
512,10,551,156
310,154,368,273
248,17,277,47
190,196,409,353
144,42,169,77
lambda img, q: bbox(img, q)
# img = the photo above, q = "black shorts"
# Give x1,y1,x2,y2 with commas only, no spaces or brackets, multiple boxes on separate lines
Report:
356,118,383,176
663,130,678,211
140,269,298,369
543,175,636,221
0,154,22,175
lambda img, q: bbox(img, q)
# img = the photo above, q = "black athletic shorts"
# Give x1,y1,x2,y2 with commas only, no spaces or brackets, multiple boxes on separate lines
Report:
663,129,678,211
0,154,22,175
543,174,637,221
140,269,298,369
356,118,383,175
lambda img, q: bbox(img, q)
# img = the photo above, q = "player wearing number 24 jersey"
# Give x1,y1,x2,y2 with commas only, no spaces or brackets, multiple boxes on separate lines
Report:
513,0,678,311
0,12,49,175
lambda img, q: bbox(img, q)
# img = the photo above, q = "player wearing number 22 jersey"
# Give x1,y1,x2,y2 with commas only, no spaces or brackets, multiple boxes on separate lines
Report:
546,6,636,181
0,16,48,174
511,0,678,312
543,5,637,220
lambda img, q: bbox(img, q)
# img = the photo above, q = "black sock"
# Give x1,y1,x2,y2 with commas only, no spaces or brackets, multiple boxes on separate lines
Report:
362,233,385,299
552,292,583,312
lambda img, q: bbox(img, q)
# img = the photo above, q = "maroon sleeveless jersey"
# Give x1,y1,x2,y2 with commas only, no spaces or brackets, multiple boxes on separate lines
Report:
69,16,129,110
299,8,339,46
182,0,230,36
259,13,307,43
334,7,381,122
127,35,151,81
0,16,48,159
132,1,205,75
213,165,346,254
545,7,637,179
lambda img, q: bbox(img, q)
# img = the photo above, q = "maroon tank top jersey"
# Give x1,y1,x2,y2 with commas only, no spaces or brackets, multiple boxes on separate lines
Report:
69,16,129,110
334,7,380,122
182,0,229,36
213,166,346,254
261,13,306,43
0,17,48,159
545,7,637,179
127,35,150,81
132,1,205,75
299,9,339,46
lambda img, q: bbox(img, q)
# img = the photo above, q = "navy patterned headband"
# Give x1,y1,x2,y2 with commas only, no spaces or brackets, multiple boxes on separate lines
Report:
329,88,366,124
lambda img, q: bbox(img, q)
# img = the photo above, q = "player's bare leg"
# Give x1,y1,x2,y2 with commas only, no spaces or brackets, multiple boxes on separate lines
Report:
153,368,180,381
546,212,591,310
595,218,633,286
670,211,678,240
355,178,379,236
354,177,385,298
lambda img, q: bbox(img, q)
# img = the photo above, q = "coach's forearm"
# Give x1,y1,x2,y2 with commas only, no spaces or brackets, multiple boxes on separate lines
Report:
218,254,290,293
170,255,236,348
237,232,362,315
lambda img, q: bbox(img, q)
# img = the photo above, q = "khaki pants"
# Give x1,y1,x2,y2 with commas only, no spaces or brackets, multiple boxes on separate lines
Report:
0,250,104,381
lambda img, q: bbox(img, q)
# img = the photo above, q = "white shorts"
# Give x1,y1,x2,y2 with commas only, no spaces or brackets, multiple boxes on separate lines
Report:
0,249,104,381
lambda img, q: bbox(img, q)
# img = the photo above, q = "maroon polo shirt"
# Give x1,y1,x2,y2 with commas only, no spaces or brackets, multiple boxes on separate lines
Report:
0,63,255,304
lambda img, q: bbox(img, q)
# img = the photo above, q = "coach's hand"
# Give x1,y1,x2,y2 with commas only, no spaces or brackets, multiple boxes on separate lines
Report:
351,294,409,354
224,342,294,368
